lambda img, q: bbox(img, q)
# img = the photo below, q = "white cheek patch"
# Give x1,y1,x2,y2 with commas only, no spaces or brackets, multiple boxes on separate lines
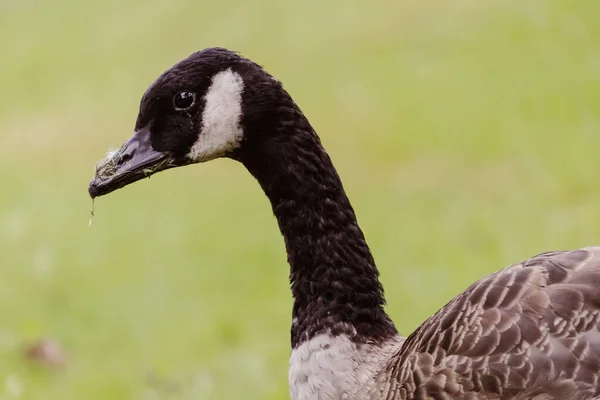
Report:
187,69,244,162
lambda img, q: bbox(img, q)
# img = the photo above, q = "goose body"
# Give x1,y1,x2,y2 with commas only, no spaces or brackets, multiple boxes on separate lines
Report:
89,48,600,399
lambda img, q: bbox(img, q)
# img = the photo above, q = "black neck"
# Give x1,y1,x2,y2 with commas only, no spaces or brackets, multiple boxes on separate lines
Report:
237,105,397,348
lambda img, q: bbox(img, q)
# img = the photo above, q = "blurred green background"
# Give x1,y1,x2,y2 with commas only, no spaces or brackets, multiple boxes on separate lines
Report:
1,0,599,398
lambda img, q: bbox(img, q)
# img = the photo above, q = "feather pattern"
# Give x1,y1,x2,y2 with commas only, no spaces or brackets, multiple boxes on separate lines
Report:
376,247,600,399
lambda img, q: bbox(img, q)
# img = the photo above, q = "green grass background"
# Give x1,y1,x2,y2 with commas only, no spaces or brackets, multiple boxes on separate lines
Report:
1,0,599,398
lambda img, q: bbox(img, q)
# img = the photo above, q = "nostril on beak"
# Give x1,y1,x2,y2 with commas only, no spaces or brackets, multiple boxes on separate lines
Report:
117,136,141,165
120,152,132,164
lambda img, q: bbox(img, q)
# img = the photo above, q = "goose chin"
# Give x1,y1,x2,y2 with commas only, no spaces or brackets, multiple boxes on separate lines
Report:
88,128,177,199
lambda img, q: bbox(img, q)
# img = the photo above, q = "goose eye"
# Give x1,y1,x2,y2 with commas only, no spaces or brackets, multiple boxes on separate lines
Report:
173,91,195,110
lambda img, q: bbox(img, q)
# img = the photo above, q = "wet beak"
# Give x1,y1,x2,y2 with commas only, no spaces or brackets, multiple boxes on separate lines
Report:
88,128,176,198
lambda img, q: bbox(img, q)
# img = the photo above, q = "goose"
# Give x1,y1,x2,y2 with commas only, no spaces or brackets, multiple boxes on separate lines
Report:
88,48,600,400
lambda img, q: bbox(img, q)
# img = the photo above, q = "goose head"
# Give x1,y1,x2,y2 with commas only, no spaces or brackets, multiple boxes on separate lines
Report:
88,47,286,198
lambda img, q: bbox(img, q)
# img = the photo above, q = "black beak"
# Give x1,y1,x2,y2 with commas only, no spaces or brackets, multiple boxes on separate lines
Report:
88,128,176,198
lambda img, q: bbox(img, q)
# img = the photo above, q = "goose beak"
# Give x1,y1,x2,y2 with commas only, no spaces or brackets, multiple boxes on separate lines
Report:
88,128,176,198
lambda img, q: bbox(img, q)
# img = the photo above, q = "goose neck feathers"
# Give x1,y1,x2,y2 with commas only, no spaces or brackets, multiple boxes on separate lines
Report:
238,117,398,347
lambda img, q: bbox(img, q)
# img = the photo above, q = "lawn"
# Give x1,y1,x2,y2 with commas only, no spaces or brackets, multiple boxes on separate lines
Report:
1,0,599,398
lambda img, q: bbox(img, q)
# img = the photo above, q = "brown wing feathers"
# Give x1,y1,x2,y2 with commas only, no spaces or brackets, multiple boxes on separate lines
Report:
393,248,600,399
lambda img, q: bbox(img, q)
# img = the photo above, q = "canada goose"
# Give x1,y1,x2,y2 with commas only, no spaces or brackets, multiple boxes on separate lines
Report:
89,48,600,399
